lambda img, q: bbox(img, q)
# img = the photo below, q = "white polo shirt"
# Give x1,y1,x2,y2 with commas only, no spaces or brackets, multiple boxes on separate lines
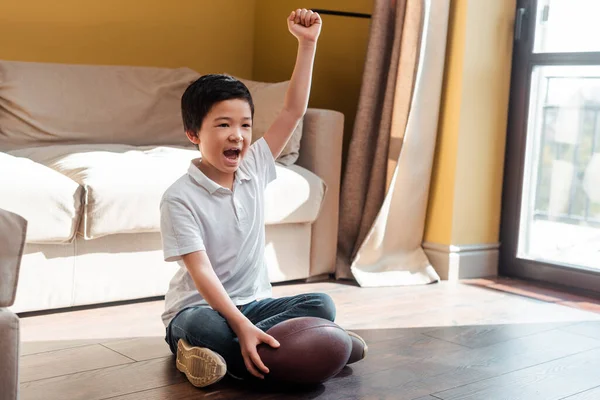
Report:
159,138,276,327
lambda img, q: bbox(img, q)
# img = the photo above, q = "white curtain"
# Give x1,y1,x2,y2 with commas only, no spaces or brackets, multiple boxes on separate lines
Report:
350,0,449,287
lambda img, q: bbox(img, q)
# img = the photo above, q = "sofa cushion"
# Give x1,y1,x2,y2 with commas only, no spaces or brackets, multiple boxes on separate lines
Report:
0,152,82,243
9,144,199,239
0,60,200,151
264,165,326,225
238,78,303,166
10,145,325,238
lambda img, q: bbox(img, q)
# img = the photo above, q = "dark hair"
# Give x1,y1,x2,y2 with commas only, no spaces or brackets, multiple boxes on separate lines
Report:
181,74,254,136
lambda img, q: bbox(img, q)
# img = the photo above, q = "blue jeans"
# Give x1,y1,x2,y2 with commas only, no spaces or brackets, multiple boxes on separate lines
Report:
165,293,336,378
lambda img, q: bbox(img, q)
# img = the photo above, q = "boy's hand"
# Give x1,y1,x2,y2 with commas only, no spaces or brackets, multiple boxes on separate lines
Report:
288,9,322,44
236,322,280,379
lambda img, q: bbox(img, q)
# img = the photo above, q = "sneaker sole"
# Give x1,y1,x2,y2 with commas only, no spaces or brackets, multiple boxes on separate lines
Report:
176,339,227,387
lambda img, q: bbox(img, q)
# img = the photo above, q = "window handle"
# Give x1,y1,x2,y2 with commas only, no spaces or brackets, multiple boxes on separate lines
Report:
514,7,527,41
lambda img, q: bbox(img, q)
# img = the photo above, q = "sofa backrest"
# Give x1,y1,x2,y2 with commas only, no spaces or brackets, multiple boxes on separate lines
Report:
0,60,200,150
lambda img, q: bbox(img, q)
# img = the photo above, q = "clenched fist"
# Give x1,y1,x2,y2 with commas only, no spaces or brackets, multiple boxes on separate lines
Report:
288,9,322,44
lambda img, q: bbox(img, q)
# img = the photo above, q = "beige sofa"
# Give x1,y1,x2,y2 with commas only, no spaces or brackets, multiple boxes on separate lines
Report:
0,60,343,313
0,208,27,400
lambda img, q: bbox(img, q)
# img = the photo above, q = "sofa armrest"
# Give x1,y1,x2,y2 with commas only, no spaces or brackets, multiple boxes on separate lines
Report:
0,208,27,308
297,108,344,277
0,309,20,400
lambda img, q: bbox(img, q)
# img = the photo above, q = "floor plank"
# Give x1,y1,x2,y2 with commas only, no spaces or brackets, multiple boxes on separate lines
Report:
561,321,600,340
101,382,209,400
17,280,600,400
102,380,335,400
422,321,570,348
18,300,166,343
559,301,600,313
314,326,600,400
20,357,184,400
349,326,432,344
21,339,109,356
561,386,600,400
462,277,600,305
101,337,172,361
432,347,600,400
409,397,441,400
20,344,134,383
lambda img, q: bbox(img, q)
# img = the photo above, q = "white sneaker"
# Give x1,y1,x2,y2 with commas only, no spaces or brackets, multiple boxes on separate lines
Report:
176,339,227,387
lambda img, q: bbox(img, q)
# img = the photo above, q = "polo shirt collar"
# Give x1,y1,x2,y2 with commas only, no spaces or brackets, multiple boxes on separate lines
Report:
235,168,251,182
188,159,251,194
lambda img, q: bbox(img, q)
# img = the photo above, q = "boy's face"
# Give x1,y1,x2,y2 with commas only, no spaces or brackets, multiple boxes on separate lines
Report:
187,99,252,175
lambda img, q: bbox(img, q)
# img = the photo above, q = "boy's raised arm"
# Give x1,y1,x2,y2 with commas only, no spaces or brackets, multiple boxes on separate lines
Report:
263,9,322,159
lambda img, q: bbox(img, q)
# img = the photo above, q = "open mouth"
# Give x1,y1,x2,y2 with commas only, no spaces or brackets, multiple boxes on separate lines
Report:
223,148,241,162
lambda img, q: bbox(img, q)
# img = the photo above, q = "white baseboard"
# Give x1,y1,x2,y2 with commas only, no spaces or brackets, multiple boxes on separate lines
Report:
422,242,500,281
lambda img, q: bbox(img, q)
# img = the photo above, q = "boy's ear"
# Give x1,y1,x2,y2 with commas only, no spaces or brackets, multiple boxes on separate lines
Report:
185,130,200,145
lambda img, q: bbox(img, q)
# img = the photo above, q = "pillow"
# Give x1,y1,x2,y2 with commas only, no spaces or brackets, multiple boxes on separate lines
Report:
238,78,303,165
0,60,200,151
0,152,83,243
8,144,198,239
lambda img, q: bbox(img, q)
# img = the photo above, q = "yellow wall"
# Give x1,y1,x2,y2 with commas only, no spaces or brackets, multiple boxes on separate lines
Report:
1,0,514,249
424,0,468,245
252,0,372,157
1,0,371,157
424,0,516,246
0,0,256,77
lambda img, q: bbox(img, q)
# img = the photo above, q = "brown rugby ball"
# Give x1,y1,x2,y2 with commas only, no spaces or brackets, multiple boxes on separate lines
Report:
257,317,352,384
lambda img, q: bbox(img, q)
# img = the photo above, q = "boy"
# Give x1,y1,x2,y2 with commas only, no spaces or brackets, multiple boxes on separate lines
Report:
160,9,366,387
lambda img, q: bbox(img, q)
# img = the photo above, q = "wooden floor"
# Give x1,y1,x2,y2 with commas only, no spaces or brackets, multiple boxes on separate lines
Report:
17,277,600,400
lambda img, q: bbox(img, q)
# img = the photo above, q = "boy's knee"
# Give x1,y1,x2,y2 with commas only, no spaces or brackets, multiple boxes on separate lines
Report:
306,293,336,322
